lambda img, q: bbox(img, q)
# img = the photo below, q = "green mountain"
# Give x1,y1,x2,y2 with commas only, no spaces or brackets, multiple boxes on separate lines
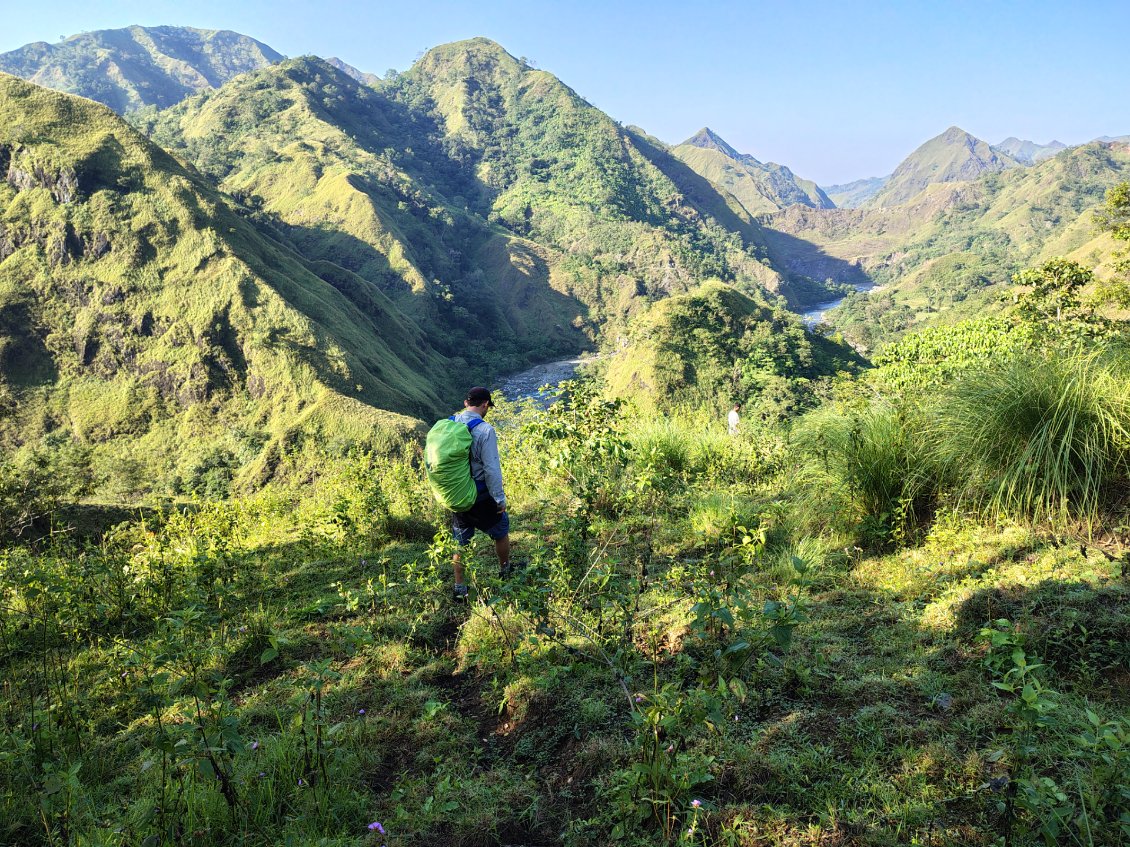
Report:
604,281,862,415
821,175,888,208
146,41,830,337
0,26,282,112
0,32,882,503
765,141,1130,347
994,136,1067,165
143,55,591,374
383,41,808,310
0,72,454,496
868,126,1022,208
672,127,834,214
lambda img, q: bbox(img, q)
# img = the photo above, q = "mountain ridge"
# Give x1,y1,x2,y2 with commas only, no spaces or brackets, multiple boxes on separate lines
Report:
0,25,283,112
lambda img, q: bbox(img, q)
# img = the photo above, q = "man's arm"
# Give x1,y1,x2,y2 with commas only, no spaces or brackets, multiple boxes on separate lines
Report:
478,427,507,509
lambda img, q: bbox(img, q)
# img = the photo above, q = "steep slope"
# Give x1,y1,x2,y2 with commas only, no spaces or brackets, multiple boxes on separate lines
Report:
765,141,1130,346
379,40,817,312
145,57,591,371
673,127,834,214
822,176,888,209
994,136,1067,165
0,73,452,496
868,126,1022,208
0,26,282,112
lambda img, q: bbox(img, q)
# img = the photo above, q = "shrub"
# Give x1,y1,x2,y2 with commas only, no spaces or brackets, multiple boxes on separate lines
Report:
795,401,939,546
930,352,1130,525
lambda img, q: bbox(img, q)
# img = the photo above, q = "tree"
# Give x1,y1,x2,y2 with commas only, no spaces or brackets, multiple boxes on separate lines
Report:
1010,257,1093,325
1093,182,1130,298
1093,181,1130,243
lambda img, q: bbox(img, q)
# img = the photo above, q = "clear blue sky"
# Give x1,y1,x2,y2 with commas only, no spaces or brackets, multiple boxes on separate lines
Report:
2,0,1126,185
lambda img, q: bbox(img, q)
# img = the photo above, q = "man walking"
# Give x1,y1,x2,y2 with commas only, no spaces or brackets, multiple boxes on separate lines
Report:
449,386,512,600
728,402,741,435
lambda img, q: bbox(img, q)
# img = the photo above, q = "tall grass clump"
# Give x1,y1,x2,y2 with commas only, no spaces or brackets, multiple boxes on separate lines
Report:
794,401,939,546
930,353,1130,525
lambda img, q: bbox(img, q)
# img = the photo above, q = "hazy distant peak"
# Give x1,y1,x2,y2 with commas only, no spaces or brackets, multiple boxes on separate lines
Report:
868,125,1020,207
994,136,1068,164
0,25,282,112
325,57,381,86
821,175,889,208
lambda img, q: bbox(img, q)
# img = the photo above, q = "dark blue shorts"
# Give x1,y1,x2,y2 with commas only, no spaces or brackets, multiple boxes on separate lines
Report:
452,489,509,545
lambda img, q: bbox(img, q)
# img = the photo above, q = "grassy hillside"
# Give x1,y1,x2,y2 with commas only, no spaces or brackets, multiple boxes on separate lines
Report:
0,72,453,499
765,142,1130,348
144,56,590,373
1,350,1125,846
0,26,282,112
603,282,862,417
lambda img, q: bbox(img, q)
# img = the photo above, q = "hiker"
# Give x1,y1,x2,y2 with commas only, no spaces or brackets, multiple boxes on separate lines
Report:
728,402,741,435
446,386,512,600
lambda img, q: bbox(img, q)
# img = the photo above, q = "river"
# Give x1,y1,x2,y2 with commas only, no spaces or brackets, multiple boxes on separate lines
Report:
498,355,598,404
800,282,874,327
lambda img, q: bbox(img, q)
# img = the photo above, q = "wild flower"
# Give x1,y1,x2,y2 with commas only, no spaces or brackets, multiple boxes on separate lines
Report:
634,694,643,703
250,740,259,750
692,799,701,808
367,821,386,834
358,708,366,715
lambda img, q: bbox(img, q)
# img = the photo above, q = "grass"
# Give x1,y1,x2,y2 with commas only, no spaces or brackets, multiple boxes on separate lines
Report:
931,352,1130,525
1,393,1126,847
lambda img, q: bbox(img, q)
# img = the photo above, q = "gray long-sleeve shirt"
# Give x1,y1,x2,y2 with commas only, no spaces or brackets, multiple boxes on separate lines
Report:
452,411,507,509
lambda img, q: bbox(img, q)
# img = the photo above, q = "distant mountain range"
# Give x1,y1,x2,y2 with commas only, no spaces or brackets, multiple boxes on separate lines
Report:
0,26,282,112
671,127,833,215
767,139,1130,346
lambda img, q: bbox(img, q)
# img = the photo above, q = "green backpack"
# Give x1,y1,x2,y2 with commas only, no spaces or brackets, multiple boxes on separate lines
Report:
424,416,485,512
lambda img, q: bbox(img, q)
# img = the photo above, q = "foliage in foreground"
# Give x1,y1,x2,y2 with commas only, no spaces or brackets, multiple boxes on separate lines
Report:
1,381,1127,847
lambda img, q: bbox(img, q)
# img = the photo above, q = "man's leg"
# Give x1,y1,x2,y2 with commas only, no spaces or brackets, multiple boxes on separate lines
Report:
494,535,510,571
453,549,466,586
451,515,473,600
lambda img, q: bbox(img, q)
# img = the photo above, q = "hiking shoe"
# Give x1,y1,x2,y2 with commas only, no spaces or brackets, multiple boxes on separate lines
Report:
452,583,469,601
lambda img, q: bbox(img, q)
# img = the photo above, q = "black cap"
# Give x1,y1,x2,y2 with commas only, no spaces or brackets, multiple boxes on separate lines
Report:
465,386,493,407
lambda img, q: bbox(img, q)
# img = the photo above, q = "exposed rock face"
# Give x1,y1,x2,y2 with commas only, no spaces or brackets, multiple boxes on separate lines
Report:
3,144,79,203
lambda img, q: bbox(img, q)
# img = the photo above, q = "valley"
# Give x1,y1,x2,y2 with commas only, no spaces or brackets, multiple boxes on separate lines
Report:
0,20,1127,847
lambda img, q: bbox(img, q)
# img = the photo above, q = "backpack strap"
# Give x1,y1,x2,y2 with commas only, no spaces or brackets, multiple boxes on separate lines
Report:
447,415,486,432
